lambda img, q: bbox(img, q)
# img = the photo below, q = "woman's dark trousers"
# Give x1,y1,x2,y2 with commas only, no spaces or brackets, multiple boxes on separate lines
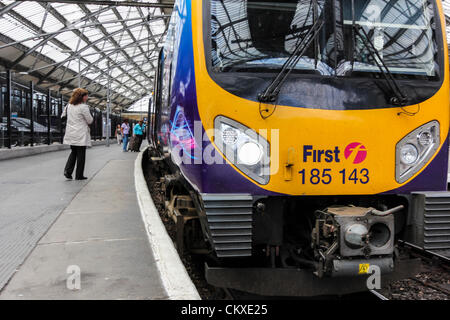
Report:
64,145,86,179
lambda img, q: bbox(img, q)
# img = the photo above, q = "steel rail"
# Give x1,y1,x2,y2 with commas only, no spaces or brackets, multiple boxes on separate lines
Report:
398,240,450,265
369,289,389,300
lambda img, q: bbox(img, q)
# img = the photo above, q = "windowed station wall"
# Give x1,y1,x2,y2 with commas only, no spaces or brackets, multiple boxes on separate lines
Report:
0,73,130,149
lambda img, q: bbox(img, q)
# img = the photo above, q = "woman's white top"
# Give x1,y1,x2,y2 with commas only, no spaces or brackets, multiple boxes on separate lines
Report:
61,103,94,146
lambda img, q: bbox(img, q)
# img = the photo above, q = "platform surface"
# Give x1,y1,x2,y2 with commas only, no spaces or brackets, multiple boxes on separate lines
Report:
0,142,166,299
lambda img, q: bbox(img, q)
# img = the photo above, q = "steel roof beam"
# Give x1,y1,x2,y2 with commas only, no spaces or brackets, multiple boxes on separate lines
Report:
38,3,144,97
0,15,168,50
24,39,154,74
58,48,157,87
77,3,152,89
79,57,157,90
0,3,124,97
15,0,175,8
38,19,150,83
0,3,72,54
111,7,148,61
0,2,20,18
136,6,167,59
9,6,111,68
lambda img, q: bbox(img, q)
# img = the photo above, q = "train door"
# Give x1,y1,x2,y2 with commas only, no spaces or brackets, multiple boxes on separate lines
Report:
147,94,154,147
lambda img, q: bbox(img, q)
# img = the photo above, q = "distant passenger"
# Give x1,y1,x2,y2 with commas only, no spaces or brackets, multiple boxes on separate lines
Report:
133,120,145,151
121,119,130,152
115,124,122,145
62,88,93,180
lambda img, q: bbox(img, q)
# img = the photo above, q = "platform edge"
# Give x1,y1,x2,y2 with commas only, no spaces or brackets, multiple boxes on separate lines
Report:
134,149,201,300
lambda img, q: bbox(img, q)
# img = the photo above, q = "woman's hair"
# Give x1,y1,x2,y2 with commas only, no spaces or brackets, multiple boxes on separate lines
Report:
69,88,88,105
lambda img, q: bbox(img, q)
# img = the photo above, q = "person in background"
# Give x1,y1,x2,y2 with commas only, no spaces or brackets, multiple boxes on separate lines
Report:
121,119,130,152
62,88,93,180
133,120,145,151
115,124,122,145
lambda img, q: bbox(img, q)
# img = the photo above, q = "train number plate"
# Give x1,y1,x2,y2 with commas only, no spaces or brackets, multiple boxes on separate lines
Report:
298,168,370,185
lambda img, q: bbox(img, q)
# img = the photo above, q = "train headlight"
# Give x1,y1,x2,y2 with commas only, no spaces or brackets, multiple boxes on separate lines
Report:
238,141,263,165
400,144,418,165
214,116,270,185
418,131,433,146
396,121,439,183
222,127,238,145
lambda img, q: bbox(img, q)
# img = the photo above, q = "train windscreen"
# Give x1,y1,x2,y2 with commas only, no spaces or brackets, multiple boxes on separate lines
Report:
209,0,440,79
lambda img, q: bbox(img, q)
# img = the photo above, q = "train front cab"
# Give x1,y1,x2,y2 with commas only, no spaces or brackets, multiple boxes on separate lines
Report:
187,0,450,296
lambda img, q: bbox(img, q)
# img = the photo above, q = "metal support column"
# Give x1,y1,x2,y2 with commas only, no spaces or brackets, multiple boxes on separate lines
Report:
46,89,51,145
106,61,111,147
29,81,34,146
58,93,63,144
78,55,81,88
5,70,12,149
92,109,96,141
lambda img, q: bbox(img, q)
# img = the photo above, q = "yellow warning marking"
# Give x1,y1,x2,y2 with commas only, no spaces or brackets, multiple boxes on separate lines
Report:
359,263,370,274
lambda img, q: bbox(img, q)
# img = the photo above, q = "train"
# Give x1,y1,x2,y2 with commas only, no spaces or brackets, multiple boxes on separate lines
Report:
147,0,450,296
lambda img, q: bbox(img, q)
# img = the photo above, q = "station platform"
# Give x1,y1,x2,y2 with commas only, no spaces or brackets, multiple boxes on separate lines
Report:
0,143,173,299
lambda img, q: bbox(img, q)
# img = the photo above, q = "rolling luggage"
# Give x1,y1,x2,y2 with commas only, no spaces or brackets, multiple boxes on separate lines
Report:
128,136,140,152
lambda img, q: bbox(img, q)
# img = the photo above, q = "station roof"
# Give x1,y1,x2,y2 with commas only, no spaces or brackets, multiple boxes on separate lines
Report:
1,0,450,112
0,0,174,112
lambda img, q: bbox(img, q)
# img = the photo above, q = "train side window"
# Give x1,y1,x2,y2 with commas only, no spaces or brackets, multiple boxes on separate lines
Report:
161,59,172,113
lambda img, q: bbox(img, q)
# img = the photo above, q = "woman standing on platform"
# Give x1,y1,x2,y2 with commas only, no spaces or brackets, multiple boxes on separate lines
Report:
62,88,93,180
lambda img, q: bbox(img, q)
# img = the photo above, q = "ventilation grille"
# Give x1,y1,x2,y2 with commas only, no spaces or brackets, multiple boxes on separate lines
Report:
202,194,253,258
423,193,450,250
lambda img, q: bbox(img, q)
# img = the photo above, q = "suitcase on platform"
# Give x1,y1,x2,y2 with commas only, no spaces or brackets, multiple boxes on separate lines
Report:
128,136,140,152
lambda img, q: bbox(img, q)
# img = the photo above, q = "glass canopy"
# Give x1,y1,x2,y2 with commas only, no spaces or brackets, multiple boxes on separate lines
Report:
0,0,173,112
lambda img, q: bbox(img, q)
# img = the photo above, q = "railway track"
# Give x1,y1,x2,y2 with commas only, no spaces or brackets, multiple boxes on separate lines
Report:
369,290,389,300
383,240,450,299
222,288,390,300
398,240,450,267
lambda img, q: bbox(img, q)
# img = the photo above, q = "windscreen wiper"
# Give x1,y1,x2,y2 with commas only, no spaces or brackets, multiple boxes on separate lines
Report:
258,18,325,103
353,24,407,106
